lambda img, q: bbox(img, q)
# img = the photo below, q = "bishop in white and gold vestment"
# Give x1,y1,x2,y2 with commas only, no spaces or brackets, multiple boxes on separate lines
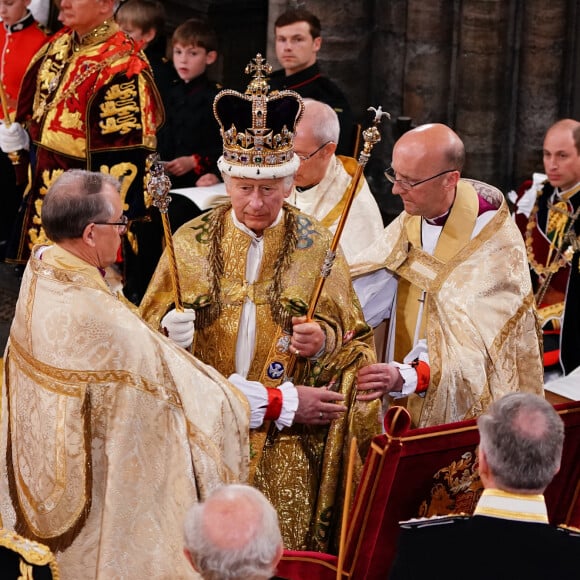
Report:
354,178,544,427
0,245,249,579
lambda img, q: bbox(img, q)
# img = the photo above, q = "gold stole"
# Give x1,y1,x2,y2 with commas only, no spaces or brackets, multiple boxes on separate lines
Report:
319,155,365,228
394,181,479,361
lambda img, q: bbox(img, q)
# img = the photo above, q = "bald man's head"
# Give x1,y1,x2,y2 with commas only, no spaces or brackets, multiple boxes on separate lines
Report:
390,123,464,219
183,484,283,580
395,123,465,171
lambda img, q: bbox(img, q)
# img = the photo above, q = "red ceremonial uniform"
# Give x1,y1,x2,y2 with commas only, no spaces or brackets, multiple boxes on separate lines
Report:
0,10,48,116
8,19,165,303
0,10,48,257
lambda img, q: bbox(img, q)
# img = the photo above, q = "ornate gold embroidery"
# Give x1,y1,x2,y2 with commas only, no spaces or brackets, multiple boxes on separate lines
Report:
525,193,570,276
99,80,142,135
34,45,133,122
546,200,571,265
60,110,82,130
34,35,71,120
197,204,300,331
27,169,65,250
18,559,34,580
537,301,565,328
0,528,58,569
100,163,138,213
417,450,483,517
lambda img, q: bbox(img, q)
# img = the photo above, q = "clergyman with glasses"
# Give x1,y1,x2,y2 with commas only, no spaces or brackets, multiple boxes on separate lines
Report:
351,123,544,428
288,98,384,273
0,168,250,579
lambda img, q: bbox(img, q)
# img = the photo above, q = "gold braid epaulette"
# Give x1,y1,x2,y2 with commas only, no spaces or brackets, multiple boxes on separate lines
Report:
195,203,299,331
0,529,60,578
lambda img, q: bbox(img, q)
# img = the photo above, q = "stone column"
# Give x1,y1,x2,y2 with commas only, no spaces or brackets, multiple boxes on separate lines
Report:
402,0,455,125
512,1,568,187
454,0,513,187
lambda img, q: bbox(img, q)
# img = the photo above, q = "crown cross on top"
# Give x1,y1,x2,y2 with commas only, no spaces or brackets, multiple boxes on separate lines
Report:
245,53,272,98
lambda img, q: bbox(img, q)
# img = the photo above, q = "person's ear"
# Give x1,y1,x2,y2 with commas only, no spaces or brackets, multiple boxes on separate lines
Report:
206,50,218,66
102,0,116,17
272,542,284,568
183,548,197,571
141,28,156,45
313,36,322,54
445,169,460,189
477,445,491,486
82,223,97,248
325,142,337,158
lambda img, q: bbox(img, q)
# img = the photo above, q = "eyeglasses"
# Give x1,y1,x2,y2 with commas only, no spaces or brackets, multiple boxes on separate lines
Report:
384,166,457,191
296,141,332,162
93,215,129,234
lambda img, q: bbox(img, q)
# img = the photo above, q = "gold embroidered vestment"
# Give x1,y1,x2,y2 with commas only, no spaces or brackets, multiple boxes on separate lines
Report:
140,204,381,552
0,245,249,579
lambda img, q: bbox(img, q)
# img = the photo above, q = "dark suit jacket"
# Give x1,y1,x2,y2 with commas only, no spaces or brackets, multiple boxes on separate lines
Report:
268,63,355,156
535,183,580,374
388,515,580,580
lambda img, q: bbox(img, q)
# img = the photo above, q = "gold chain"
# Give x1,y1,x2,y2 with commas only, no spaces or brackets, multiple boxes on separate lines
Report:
525,191,569,276
34,49,132,122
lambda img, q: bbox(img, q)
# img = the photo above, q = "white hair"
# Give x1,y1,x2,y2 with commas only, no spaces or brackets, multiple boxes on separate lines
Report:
183,484,282,580
301,98,340,144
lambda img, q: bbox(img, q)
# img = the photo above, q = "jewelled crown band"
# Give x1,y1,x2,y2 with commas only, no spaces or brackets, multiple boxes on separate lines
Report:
213,53,304,179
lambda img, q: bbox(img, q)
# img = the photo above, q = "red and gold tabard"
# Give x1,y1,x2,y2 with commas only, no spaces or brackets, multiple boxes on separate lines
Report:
0,11,48,117
10,19,164,263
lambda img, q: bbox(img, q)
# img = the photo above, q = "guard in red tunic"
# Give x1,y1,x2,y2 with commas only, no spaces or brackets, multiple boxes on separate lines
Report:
0,0,48,259
0,0,164,304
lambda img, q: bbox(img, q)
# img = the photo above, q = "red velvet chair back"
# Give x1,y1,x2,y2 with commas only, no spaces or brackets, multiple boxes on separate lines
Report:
276,401,580,580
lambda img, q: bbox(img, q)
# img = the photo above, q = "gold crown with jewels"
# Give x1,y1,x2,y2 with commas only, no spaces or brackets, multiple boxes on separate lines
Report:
213,54,304,179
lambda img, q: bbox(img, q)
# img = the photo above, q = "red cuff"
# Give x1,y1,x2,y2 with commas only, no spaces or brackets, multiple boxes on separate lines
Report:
264,387,283,421
411,359,430,393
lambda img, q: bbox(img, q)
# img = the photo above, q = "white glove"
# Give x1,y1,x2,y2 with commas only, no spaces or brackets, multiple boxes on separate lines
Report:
228,373,298,429
0,121,30,153
161,308,196,348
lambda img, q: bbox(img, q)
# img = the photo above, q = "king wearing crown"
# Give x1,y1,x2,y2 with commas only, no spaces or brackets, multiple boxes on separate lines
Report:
141,54,381,552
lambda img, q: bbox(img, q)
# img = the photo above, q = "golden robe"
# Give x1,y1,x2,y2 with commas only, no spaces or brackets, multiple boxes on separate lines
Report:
0,245,249,580
140,204,381,552
353,179,544,427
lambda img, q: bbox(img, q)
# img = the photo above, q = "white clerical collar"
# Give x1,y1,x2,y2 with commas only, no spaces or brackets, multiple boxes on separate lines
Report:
230,208,284,240
473,488,549,524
